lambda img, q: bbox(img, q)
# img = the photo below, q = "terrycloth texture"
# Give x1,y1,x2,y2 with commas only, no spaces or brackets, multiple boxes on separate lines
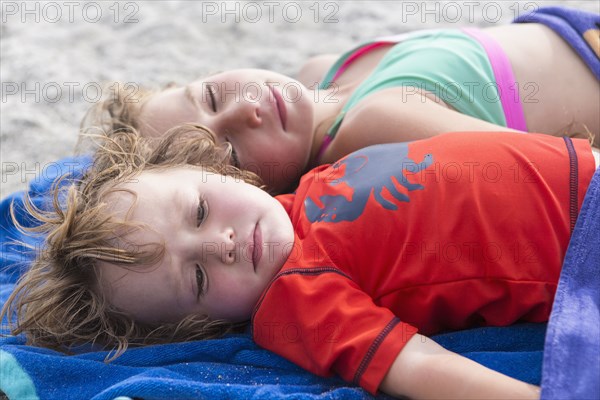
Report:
513,6,600,80
0,155,572,400
0,325,546,400
540,166,600,400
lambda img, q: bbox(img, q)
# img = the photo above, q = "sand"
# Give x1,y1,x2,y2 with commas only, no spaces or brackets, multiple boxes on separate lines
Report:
1,0,598,197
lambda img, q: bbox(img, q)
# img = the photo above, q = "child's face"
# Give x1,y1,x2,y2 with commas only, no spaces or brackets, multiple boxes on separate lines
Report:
98,167,294,325
140,69,316,193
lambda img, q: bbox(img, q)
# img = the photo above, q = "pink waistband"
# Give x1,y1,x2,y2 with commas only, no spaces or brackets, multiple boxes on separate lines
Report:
461,28,528,131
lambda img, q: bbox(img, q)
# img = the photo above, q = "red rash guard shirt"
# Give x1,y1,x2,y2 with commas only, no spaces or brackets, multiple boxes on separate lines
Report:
251,132,595,395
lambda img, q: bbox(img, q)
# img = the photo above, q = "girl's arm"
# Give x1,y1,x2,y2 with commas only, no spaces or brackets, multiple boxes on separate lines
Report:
380,333,541,399
320,86,524,164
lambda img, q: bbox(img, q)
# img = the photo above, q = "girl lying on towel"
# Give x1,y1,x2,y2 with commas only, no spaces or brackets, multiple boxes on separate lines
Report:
3,126,598,399
83,6,600,194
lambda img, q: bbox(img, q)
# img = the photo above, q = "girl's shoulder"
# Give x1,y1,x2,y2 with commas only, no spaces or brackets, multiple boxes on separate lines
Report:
318,87,438,162
297,54,340,89
297,42,395,90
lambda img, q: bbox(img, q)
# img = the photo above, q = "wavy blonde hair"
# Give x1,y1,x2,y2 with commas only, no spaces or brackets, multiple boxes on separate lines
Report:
1,124,263,361
77,82,156,153
83,81,160,130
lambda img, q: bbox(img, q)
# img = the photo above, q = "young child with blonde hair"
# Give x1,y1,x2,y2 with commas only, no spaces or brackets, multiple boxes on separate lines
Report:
84,6,600,193
4,123,597,398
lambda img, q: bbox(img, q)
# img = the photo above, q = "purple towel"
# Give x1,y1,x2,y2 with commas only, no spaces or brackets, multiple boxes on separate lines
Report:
514,6,600,80
540,165,600,400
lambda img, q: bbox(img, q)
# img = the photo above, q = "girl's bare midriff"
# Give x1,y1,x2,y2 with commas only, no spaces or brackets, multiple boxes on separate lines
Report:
486,23,599,140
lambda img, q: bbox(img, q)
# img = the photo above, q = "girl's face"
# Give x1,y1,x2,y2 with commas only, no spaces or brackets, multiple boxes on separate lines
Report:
140,69,316,193
97,166,295,325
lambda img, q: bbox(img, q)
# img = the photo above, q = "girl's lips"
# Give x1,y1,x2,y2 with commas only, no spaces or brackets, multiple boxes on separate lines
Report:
269,85,287,131
252,223,262,271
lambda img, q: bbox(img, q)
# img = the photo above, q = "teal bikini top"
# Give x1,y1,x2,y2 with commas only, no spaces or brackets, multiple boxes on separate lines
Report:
316,30,506,162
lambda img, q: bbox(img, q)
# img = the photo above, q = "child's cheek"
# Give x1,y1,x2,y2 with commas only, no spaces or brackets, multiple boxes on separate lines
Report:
205,270,261,321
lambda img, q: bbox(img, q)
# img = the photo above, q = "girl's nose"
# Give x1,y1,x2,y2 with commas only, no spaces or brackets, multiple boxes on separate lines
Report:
213,93,261,137
243,94,262,129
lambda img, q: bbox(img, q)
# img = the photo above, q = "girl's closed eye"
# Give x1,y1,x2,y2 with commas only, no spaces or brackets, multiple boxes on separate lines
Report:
224,137,241,168
230,144,241,169
206,83,217,112
197,197,208,227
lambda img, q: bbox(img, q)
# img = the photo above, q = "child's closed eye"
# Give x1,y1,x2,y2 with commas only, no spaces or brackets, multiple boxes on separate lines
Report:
196,264,207,299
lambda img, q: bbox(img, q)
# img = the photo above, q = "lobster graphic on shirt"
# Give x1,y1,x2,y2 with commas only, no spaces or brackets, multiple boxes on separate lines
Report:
304,143,434,223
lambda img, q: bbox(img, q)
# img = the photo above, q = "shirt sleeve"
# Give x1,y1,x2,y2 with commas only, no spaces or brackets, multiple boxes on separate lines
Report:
252,268,418,395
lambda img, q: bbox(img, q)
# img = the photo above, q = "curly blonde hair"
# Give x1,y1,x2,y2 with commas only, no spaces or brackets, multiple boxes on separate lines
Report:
1,124,263,360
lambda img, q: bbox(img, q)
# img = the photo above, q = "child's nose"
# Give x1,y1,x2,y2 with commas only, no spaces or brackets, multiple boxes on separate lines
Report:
222,248,236,265
221,229,237,265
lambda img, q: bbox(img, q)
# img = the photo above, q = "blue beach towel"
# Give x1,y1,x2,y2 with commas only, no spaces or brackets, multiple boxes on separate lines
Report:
514,6,600,80
1,156,598,399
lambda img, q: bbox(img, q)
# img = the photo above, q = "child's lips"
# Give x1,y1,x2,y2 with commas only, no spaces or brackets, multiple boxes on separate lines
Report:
252,223,262,271
269,85,287,131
